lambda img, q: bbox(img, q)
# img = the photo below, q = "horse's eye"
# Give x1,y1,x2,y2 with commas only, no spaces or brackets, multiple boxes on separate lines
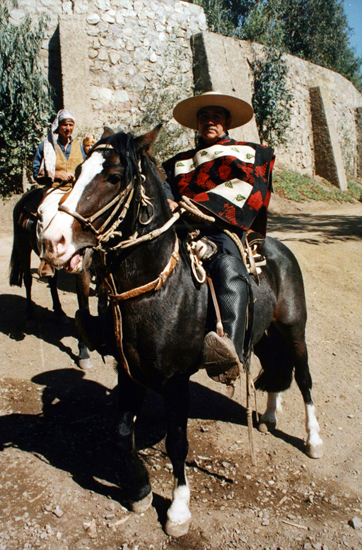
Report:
107,174,122,185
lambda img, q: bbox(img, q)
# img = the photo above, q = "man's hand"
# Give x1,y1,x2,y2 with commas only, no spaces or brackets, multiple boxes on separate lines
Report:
54,170,75,183
167,199,179,212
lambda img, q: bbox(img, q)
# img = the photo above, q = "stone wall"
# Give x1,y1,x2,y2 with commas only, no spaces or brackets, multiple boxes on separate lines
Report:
208,37,362,181
7,1,362,182
9,0,207,156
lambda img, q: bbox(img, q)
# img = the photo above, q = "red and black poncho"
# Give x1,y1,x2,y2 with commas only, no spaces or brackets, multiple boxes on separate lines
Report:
163,136,275,236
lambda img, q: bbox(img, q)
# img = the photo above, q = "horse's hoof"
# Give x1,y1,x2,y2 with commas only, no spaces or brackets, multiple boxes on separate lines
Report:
165,518,191,538
306,442,323,459
78,358,93,370
130,491,153,514
258,420,276,433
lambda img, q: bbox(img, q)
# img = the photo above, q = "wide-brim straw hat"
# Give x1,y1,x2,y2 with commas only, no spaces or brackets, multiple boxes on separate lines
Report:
173,91,254,130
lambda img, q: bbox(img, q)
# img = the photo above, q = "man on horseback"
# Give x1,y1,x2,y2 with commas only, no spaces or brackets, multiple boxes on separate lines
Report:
22,109,86,277
163,92,274,385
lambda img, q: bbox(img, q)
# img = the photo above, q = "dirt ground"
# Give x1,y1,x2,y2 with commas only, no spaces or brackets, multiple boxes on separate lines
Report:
0,192,361,550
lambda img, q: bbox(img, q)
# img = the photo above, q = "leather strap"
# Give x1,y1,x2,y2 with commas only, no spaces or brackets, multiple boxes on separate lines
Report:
107,237,179,302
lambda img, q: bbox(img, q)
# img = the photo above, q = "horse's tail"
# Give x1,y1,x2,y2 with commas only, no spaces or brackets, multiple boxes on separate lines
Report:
9,210,24,288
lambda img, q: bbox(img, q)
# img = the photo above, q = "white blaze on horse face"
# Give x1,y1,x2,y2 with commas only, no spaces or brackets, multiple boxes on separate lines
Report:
40,152,106,265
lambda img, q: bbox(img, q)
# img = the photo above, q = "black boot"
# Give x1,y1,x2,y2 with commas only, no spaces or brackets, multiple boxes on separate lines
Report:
203,254,251,386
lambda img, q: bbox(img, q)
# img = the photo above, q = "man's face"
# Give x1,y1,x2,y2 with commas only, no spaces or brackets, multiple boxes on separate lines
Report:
58,119,75,141
197,106,231,145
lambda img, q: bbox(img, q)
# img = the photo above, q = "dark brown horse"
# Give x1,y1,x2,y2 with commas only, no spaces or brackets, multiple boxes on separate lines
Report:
37,127,323,536
9,187,102,369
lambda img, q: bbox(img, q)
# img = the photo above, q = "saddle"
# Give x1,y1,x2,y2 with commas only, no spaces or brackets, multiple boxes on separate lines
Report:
18,186,46,226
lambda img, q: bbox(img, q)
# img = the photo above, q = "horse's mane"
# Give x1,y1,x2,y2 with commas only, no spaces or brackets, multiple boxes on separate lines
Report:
96,131,139,185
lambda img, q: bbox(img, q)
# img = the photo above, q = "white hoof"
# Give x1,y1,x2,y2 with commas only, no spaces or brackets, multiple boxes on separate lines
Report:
131,491,153,514
165,517,191,537
78,358,93,369
258,420,276,433
306,442,324,459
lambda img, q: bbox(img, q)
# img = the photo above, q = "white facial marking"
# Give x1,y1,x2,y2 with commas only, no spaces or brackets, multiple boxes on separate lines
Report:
39,152,106,265
63,152,105,212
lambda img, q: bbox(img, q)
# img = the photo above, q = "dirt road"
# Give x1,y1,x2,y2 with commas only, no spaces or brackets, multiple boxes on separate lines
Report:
0,194,361,550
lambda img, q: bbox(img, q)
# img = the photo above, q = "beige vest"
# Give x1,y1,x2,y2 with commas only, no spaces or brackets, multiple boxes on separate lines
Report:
51,139,84,189
55,139,83,174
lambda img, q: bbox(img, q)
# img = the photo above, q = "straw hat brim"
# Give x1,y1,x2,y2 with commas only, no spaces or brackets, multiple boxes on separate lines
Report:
173,92,254,130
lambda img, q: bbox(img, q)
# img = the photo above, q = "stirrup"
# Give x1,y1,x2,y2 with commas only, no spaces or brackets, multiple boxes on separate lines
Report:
202,331,241,386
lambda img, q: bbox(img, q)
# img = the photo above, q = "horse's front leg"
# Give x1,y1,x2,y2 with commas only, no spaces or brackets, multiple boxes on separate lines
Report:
76,270,92,369
48,271,67,321
116,367,152,512
164,374,191,537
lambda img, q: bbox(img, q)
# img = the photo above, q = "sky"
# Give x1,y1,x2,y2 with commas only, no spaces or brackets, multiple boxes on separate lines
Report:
344,0,362,59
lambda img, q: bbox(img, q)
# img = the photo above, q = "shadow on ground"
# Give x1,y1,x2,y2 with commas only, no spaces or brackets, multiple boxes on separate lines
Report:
0,293,81,362
0,367,305,507
268,212,362,243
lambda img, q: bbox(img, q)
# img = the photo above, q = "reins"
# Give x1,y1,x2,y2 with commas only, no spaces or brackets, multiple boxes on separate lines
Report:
104,236,180,302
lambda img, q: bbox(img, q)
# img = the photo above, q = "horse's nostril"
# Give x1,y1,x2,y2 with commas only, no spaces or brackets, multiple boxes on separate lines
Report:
55,235,66,254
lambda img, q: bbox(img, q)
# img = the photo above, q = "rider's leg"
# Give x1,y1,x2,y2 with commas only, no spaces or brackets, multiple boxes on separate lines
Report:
203,233,251,384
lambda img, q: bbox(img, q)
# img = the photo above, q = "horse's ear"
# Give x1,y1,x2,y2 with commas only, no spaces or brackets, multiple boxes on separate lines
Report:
101,126,115,139
135,124,162,154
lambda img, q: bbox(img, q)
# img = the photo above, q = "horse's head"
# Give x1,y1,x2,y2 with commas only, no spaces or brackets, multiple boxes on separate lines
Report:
38,125,164,273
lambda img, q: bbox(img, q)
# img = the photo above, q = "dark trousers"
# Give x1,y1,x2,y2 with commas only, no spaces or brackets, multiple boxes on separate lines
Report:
205,232,251,362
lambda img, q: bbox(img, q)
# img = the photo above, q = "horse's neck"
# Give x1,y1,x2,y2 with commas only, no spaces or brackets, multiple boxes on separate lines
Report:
110,175,177,292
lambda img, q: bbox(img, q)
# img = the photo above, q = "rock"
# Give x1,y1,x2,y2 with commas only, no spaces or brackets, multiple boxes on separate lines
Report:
87,13,100,24
348,517,362,529
52,506,64,518
84,518,97,539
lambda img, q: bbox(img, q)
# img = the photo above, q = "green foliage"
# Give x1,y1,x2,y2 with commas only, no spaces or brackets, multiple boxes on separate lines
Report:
251,47,292,146
197,0,362,92
273,169,361,203
346,178,362,202
194,0,236,35
0,6,53,197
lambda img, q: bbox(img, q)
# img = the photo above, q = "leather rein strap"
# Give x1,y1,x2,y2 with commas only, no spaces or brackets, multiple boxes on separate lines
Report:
105,236,179,302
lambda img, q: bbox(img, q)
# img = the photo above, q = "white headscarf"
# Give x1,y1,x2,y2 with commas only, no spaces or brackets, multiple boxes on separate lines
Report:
42,110,76,181
51,109,75,134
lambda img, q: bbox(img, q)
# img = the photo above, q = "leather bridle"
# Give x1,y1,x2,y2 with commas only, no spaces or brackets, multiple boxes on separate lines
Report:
57,144,143,249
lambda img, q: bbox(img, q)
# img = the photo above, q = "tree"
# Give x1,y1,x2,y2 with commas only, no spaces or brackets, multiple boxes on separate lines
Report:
198,0,362,91
0,6,54,197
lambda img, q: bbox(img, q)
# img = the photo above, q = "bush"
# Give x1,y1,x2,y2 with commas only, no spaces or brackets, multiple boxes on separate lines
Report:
273,170,360,203
0,6,53,197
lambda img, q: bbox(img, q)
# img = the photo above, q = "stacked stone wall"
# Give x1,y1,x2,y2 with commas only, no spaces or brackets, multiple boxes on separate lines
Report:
7,1,362,180
234,40,362,179
9,0,207,157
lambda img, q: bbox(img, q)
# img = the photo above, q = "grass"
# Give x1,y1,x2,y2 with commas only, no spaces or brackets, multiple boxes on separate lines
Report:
273,169,362,203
